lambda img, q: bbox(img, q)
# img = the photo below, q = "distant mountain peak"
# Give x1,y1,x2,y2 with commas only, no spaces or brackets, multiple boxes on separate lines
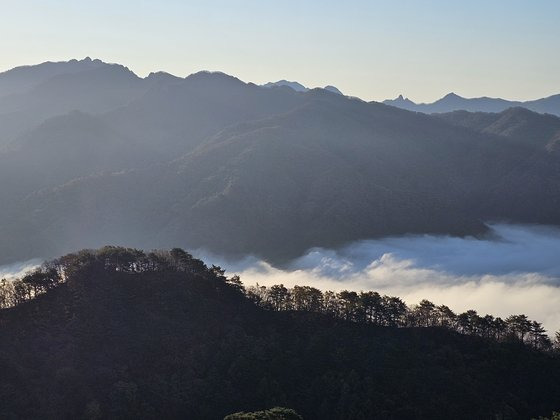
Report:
323,85,343,95
382,94,416,109
69,57,106,67
262,80,308,92
146,71,182,83
262,80,343,96
394,94,413,102
441,92,463,100
188,70,240,80
382,90,560,116
183,71,246,89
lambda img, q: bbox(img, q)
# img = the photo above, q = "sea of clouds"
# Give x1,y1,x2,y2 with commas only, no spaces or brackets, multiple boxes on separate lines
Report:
202,224,560,334
2,224,559,334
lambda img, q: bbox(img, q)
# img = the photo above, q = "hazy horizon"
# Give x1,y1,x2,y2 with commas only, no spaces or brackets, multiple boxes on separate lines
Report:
2,56,560,105
1,0,559,103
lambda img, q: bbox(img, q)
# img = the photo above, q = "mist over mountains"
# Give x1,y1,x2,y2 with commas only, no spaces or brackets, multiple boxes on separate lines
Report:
1,58,560,266
2,57,560,420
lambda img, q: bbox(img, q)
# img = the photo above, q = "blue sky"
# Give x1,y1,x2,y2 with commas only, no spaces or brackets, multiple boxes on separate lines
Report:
1,0,559,102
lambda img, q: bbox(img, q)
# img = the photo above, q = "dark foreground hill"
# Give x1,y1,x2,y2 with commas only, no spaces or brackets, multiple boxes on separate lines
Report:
1,247,559,419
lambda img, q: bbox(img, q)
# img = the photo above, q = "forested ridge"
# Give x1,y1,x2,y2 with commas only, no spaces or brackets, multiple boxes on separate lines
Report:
1,246,560,419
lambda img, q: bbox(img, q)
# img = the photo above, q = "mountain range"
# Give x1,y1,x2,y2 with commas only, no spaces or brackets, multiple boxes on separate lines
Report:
1,58,560,265
383,92,560,116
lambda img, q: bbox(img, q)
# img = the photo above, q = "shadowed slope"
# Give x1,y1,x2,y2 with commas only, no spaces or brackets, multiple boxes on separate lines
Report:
1,247,559,419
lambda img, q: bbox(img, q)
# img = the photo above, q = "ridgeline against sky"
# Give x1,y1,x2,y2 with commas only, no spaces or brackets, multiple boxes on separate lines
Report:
1,0,559,102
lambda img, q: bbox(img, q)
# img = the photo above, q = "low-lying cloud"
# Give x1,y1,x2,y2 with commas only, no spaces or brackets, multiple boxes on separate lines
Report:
2,224,560,334
205,224,560,334
0,259,41,280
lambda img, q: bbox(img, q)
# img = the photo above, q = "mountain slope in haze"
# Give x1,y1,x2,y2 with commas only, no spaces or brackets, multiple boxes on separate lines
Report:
141,99,560,260
104,71,307,158
0,69,308,232
1,247,559,419
434,108,560,222
383,92,560,116
0,111,153,210
435,107,560,150
0,57,106,98
4,89,560,265
0,58,190,147
2,59,560,265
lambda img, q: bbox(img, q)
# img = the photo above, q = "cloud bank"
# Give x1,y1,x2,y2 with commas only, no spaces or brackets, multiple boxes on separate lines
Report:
2,224,559,334
0,259,41,280
205,224,560,334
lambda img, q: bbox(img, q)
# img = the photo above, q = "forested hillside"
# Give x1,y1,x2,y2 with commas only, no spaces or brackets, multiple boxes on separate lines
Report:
1,247,559,419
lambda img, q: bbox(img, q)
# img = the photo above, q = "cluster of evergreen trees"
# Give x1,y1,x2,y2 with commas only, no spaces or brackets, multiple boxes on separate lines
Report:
246,283,559,351
1,246,559,352
224,407,303,420
0,246,241,309
1,246,560,419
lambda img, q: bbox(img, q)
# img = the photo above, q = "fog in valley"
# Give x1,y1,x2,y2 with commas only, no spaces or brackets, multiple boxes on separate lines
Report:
197,224,560,334
4,224,559,333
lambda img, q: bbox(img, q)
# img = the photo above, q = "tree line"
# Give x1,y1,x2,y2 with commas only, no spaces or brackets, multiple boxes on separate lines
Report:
0,246,242,309
245,284,560,351
1,246,559,352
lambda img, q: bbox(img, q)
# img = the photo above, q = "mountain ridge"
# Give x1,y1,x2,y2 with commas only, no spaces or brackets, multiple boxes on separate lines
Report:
262,80,343,95
383,92,560,116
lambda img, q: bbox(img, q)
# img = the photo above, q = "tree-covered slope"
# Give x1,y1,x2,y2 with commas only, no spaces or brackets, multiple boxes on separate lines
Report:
1,247,559,419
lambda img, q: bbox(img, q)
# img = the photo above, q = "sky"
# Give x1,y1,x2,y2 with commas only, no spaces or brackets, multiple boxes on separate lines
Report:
1,1,559,102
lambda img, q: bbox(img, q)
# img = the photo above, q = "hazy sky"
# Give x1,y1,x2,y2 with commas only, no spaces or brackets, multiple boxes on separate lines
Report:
1,0,559,102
